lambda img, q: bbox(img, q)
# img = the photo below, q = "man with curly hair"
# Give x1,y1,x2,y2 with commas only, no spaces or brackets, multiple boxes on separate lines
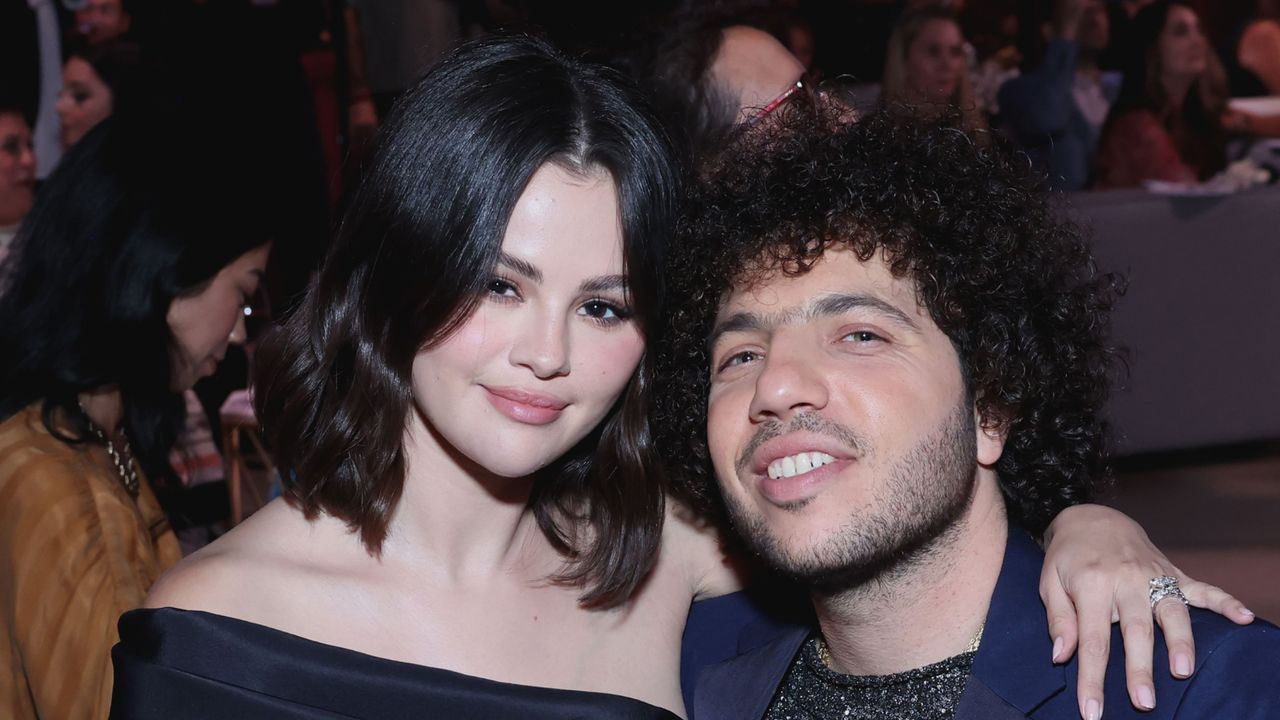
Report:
655,107,1280,720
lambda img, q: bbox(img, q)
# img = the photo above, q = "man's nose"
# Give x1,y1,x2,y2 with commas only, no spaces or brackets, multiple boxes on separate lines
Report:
748,342,829,423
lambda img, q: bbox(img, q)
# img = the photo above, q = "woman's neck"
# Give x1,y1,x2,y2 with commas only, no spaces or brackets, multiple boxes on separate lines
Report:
383,409,549,584
78,387,125,435
1163,72,1195,111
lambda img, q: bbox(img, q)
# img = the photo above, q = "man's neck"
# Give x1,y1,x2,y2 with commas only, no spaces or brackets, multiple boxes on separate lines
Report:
811,471,1008,676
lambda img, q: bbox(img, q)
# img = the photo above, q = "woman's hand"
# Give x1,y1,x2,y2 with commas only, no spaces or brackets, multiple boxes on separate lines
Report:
1040,503,1253,719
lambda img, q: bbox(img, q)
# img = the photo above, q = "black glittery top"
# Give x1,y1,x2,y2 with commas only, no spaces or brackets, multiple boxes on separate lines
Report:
763,635,976,720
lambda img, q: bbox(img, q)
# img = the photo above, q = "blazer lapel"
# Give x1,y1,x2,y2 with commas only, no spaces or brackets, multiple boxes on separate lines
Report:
965,530,1069,715
955,675,1032,720
693,628,808,720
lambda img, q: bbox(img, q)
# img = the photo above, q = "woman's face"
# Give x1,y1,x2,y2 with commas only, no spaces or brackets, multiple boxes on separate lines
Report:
166,244,271,391
1157,6,1208,82
56,57,114,149
411,163,646,479
905,19,966,104
0,113,35,227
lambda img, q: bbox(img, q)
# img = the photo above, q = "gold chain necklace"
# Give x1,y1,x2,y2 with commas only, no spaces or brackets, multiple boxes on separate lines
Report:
77,400,141,497
815,622,985,669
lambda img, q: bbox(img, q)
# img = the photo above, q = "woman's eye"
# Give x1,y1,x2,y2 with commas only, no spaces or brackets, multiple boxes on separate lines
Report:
487,279,518,298
717,350,761,372
579,299,630,324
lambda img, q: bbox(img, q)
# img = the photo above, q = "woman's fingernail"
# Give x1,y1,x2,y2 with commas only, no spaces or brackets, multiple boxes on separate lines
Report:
1137,685,1156,710
1240,606,1255,618
1086,697,1103,720
1174,653,1193,677
1052,636,1065,662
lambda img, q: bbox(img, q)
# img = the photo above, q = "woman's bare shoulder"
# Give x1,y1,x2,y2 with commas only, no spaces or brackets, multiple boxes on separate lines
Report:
145,498,352,620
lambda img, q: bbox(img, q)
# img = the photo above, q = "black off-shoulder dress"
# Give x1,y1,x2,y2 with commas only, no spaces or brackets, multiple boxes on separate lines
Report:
110,608,682,719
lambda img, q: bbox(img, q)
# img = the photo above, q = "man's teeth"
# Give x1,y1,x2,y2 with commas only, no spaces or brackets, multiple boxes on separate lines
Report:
767,452,837,479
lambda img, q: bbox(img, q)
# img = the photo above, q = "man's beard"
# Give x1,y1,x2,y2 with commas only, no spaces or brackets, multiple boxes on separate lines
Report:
723,397,979,595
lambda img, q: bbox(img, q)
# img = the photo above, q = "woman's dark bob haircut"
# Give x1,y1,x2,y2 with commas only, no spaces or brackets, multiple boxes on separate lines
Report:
0,116,272,494
255,35,681,608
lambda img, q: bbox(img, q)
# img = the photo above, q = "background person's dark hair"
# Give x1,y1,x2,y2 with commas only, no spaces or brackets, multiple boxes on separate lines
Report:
633,10,742,162
632,8,797,164
1107,0,1228,179
655,106,1123,536
254,34,681,609
0,116,271,509
67,39,145,121
0,93,35,128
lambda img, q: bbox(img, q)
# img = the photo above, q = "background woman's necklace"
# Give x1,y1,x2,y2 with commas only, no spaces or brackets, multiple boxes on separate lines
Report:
77,400,141,497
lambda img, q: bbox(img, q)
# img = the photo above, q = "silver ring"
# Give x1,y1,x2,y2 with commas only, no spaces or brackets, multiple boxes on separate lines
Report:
1149,575,1188,611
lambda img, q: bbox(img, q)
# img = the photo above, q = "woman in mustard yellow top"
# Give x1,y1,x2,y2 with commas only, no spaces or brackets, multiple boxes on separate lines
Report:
0,116,270,720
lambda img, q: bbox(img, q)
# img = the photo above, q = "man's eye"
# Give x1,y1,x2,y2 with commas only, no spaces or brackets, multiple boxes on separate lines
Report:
717,350,762,372
841,330,883,343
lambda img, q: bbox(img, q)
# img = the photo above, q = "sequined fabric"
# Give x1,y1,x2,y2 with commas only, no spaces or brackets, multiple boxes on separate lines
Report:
764,635,976,720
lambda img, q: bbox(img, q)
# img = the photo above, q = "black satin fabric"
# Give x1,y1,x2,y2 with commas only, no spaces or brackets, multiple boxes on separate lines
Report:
110,608,682,719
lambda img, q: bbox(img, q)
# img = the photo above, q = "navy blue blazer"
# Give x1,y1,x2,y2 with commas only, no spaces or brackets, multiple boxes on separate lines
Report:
694,530,1280,720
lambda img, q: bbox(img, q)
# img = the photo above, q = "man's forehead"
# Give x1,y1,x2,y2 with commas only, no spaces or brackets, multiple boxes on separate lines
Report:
715,248,923,322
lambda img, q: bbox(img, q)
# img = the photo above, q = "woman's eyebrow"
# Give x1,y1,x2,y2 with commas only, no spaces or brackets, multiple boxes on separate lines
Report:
580,275,626,294
499,253,542,283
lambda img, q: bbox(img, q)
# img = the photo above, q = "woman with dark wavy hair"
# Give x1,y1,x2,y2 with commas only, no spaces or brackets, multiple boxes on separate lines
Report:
0,116,270,720
1094,0,1229,188
114,34,1249,720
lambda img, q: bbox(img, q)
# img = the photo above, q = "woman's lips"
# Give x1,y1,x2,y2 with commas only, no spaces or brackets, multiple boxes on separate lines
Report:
482,386,568,426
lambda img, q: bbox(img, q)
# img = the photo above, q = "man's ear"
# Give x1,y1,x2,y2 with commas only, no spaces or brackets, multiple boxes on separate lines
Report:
974,407,1007,467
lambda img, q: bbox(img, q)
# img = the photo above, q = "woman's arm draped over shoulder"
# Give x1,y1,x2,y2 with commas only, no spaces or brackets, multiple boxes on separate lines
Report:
1040,503,1253,719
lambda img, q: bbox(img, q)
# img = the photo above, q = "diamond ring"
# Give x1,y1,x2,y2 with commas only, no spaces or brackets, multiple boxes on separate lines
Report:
1149,575,1189,611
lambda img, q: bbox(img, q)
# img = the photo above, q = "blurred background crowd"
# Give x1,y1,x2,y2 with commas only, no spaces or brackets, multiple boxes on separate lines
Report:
7,0,1280,289
0,1,1278,715
3,0,1279,569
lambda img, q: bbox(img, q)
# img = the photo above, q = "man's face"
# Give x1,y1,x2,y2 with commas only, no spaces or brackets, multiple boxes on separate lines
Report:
705,248,1005,586
1079,1,1110,55
75,0,130,45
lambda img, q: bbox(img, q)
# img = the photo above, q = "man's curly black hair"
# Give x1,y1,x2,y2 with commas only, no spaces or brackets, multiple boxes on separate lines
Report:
653,106,1124,536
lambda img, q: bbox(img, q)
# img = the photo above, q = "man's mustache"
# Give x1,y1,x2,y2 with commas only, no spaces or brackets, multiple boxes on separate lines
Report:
735,411,869,477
